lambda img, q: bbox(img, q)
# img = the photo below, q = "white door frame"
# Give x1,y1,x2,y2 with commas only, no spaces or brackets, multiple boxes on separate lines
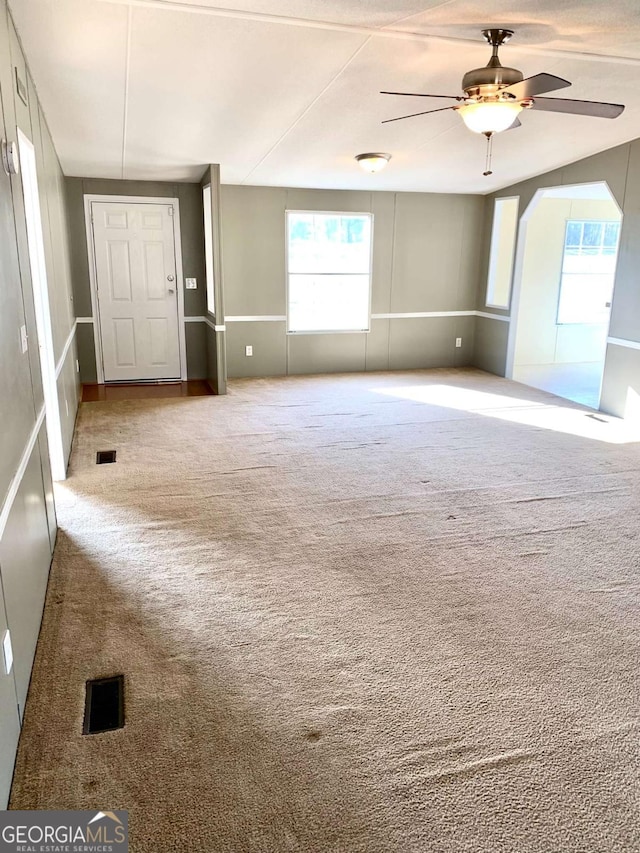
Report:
83,194,188,383
17,128,66,481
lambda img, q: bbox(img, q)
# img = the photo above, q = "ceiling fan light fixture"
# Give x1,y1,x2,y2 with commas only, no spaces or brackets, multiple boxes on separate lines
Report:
458,100,523,134
355,152,391,173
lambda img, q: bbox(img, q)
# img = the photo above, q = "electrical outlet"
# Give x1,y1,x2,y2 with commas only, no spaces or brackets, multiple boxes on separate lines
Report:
185,277,197,289
455,337,463,348
245,345,253,357
20,325,28,353
2,630,13,675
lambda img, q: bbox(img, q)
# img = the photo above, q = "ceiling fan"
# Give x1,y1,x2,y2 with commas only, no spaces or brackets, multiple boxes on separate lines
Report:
381,29,625,175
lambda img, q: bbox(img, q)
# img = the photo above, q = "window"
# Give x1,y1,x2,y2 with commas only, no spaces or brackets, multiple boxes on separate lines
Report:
203,184,215,315
286,211,372,333
557,219,621,324
486,197,519,309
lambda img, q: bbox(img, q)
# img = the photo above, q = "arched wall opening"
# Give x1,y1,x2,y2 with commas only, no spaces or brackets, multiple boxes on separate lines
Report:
506,181,622,410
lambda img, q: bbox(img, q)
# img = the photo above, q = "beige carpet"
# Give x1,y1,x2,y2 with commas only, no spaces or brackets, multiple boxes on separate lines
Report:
10,368,640,852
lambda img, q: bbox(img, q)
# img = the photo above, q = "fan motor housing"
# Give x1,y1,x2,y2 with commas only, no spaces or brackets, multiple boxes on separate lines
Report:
462,64,523,98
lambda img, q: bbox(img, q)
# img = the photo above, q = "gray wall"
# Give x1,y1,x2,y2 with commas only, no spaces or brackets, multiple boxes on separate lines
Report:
474,141,640,419
0,2,77,805
220,185,484,378
65,177,208,381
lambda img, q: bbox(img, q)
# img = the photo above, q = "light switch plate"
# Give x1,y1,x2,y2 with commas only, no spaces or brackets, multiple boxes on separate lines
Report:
245,345,253,357
185,278,197,289
2,630,13,675
20,325,28,353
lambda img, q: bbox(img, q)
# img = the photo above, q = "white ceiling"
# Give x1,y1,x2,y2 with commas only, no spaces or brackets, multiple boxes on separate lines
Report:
8,0,640,193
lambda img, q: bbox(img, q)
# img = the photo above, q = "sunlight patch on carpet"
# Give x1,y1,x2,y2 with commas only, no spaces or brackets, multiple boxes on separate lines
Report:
373,384,640,444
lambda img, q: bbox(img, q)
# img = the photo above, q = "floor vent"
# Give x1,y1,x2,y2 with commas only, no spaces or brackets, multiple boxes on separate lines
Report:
96,450,117,464
83,675,125,734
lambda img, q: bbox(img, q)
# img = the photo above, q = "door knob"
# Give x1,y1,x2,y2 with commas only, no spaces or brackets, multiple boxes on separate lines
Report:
167,274,175,282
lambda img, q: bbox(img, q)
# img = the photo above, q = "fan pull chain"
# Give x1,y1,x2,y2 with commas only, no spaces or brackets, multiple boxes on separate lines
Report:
483,132,493,176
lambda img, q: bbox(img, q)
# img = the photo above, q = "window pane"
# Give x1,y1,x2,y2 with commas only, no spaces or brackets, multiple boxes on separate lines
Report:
203,185,215,315
485,197,519,308
288,213,371,275
288,274,370,332
562,252,617,276
565,221,582,247
287,212,372,333
604,222,620,247
289,213,313,243
582,222,603,248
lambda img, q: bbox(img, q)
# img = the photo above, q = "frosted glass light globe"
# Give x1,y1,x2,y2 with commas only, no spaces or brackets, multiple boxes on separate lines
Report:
355,153,391,172
458,101,523,134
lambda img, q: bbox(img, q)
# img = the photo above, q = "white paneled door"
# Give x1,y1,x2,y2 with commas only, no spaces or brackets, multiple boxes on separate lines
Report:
91,201,181,381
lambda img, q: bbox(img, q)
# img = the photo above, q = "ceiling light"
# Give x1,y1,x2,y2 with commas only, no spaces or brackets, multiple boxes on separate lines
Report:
355,153,391,173
458,101,523,134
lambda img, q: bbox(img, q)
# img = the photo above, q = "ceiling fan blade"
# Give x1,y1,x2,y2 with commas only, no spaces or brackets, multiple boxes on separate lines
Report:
531,97,625,118
382,105,457,124
501,73,571,100
380,91,463,100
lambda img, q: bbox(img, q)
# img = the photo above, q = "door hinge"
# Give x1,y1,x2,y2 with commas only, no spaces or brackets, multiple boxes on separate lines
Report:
168,205,174,217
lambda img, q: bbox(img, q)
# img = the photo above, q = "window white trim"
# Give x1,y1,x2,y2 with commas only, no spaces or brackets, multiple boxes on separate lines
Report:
486,196,519,310
83,194,188,383
285,209,373,335
202,183,215,315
